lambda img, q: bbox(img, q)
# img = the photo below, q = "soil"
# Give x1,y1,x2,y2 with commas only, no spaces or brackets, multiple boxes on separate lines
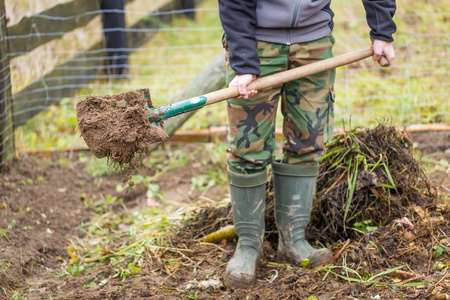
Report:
0,158,94,295
76,89,169,165
0,130,449,299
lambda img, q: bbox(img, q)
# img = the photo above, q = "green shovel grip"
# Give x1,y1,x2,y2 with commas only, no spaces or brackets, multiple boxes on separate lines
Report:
149,95,207,124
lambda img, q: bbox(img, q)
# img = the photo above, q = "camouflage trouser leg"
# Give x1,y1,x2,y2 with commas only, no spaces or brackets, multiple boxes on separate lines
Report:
225,36,335,173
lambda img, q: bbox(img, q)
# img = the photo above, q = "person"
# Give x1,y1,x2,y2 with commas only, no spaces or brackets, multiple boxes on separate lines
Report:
218,0,396,289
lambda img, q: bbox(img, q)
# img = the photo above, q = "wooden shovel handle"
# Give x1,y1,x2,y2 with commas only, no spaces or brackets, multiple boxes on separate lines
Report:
203,48,388,106
148,48,389,124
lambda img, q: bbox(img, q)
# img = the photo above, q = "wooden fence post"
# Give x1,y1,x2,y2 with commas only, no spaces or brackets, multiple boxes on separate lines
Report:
100,0,128,76
0,0,15,169
11,0,179,127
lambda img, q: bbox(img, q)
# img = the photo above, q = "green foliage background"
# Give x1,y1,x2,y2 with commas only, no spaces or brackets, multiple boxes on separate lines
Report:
13,0,450,152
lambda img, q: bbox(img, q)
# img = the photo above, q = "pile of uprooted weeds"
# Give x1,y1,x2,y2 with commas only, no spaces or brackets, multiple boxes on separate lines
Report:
159,124,449,298
181,124,438,245
309,123,436,243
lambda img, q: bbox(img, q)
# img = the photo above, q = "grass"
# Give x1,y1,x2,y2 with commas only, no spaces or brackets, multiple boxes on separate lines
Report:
61,206,183,278
330,0,450,128
60,183,186,281
319,251,428,289
56,142,228,281
320,260,407,287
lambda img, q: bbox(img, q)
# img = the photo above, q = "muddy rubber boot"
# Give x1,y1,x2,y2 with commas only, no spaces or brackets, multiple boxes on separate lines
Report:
272,162,332,268
224,168,267,289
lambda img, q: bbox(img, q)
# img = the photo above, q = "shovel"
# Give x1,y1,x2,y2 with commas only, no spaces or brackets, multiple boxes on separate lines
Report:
76,48,387,164
147,48,388,125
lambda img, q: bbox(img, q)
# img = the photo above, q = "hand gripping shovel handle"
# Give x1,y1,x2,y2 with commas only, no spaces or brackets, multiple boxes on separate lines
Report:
149,48,388,124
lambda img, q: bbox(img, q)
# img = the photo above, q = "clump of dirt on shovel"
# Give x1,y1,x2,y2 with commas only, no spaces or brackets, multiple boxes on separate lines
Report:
76,89,168,165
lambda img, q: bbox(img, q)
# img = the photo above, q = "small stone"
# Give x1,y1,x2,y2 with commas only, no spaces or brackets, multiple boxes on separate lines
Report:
403,231,415,241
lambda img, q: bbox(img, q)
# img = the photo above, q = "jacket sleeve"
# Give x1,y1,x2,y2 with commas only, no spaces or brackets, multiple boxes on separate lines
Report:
362,0,397,42
218,0,260,75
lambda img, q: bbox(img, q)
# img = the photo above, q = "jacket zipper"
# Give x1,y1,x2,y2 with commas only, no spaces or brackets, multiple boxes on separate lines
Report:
288,0,302,45
290,0,302,27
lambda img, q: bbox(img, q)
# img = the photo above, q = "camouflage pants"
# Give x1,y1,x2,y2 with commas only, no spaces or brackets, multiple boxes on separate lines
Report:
225,36,336,174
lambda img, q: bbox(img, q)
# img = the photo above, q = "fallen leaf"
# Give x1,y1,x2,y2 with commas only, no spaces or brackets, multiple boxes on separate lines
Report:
413,206,425,218
56,256,65,263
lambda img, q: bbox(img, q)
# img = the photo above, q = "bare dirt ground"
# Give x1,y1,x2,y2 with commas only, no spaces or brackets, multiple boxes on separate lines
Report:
0,131,449,300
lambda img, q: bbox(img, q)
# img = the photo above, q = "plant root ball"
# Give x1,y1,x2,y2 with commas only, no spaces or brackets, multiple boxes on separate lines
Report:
76,89,169,164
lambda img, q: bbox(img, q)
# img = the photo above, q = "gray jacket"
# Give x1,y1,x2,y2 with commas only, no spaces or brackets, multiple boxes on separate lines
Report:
218,0,396,76
255,0,334,45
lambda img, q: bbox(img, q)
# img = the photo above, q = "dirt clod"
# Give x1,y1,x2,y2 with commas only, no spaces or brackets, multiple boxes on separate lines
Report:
76,89,169,164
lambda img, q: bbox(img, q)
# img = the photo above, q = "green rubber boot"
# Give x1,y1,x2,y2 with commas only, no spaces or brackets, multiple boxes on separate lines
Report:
272,162,332,268
224,168,267,289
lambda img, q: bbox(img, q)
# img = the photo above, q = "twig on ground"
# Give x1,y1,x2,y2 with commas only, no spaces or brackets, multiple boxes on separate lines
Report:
392,269,417,278
435,270,450,287
316,239,351,268
394,276,424,286
389,245,418,259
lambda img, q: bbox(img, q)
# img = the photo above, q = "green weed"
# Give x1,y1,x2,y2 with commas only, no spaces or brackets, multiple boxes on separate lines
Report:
267,262,293,271
352,220,379,234
0,229,10,242
7,220,16,230
82,193,123,214
83,281,96,289
11,291,28,300
433,244,449,259
0,261,12,272
190,175,216,196
320,255,405,287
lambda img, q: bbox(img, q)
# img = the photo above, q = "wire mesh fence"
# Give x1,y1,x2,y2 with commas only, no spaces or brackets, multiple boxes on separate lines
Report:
0,0,448,168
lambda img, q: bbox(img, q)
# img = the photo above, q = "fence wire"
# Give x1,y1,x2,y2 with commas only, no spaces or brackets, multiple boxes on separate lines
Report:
0,0,448,168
